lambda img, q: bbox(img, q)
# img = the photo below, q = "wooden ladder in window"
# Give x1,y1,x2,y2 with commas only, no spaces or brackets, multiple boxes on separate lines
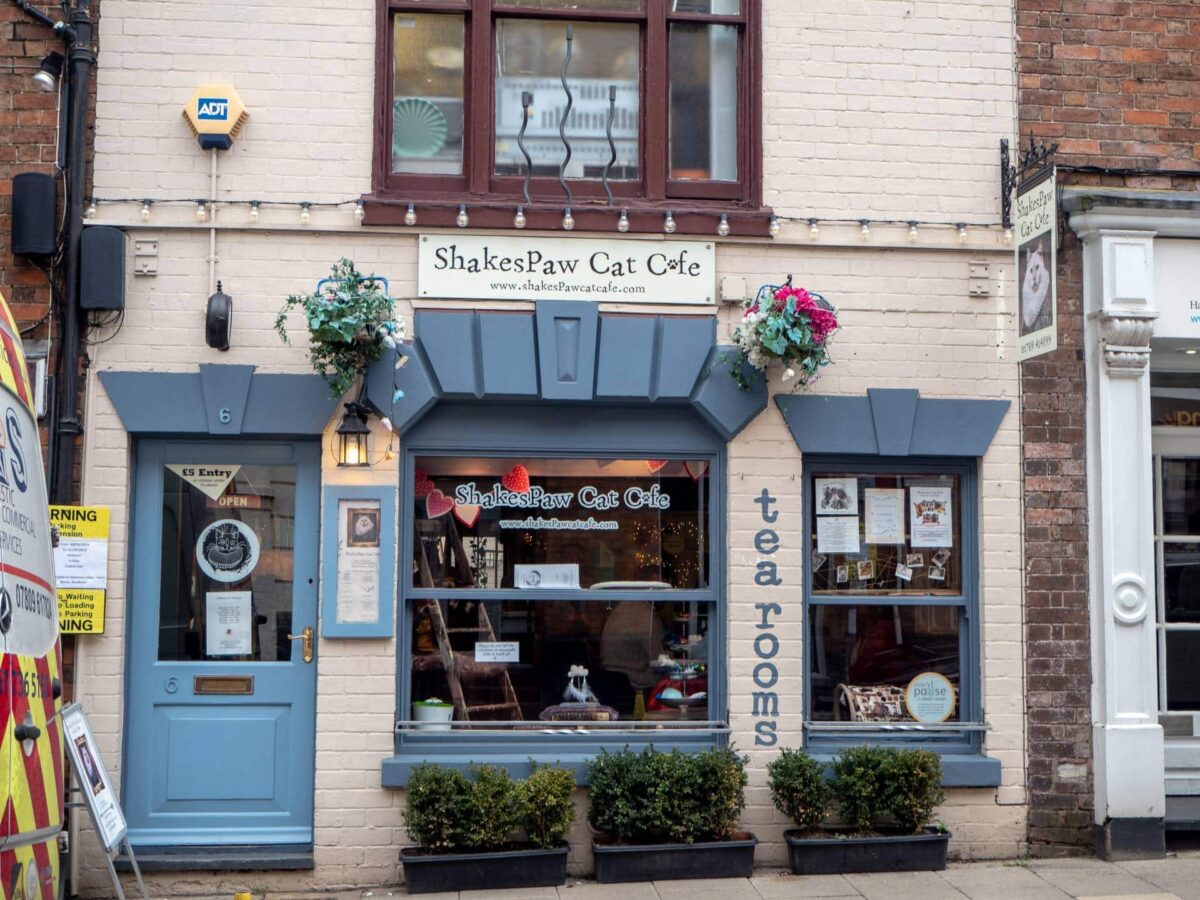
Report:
416,516,523,723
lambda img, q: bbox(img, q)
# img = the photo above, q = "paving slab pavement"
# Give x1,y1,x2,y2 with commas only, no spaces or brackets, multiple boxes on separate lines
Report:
212,854,1199,900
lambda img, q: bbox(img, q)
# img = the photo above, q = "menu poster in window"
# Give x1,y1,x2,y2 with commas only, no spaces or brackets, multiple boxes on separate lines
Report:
863,489,904,544
910,487,953,548
62,703,127,853
337,499,381,624
815,478,858,515
816,515,860,554
205,591,252,656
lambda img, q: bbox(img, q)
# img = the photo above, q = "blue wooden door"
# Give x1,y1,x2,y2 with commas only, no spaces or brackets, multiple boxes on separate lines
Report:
124,441,319,847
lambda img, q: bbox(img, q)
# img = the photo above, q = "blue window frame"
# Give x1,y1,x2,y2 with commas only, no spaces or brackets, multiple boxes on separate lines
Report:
802,457,983,760
384,404,728,786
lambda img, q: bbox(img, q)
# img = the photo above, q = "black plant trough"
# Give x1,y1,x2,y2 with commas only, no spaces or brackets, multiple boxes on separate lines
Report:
401,844,568,894
784,827,949,875
592,832,758,883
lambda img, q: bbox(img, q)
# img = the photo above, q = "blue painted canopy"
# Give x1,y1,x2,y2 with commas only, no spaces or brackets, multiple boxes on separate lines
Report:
373,301,767,442
775,388,1010,457
99,364,341,436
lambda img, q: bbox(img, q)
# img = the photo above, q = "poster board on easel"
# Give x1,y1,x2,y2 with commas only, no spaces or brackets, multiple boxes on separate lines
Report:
62,703,148,899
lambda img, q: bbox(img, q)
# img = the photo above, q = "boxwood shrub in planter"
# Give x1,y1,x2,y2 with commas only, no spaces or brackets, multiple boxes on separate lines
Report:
400,763,575,894
768,745,949,876
587,746,756,883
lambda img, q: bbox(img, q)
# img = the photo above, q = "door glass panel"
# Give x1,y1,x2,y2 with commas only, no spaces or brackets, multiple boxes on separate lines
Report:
493,19,640,179
158,464,297,662
1162,458,1200,535
1163,542,1200,624
1166,631,1200,710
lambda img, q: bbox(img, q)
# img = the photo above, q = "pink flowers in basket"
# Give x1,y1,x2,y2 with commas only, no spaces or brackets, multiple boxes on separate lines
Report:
729,283,839,390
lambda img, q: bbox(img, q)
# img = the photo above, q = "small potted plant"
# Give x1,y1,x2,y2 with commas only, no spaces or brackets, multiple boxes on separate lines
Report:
729,280,839,390
400,763,575,894
769,745,948,875
275,257,404,398
587,746,756,883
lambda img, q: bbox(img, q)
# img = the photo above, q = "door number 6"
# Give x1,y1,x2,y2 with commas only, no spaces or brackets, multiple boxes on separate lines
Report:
219,407,232,424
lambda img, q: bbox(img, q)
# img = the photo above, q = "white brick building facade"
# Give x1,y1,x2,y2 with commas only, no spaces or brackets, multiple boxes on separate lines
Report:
72,0,1024,891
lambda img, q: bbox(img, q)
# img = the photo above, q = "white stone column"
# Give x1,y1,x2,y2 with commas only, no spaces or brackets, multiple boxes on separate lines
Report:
1080,227,1165,856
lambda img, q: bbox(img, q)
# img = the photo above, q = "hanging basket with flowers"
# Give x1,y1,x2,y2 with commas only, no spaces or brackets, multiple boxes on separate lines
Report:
729,280,839,390
275,257,405,398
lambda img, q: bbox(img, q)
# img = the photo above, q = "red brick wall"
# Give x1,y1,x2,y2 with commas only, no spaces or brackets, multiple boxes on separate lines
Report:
1017,0,1200,853
1,3,95,699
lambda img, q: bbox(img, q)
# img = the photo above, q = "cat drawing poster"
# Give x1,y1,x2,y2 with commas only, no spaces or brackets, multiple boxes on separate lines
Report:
1016,171,1058,360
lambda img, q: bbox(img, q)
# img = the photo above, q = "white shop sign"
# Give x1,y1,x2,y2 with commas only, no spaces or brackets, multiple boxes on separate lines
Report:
418,234,715,305
1154,239,1200,339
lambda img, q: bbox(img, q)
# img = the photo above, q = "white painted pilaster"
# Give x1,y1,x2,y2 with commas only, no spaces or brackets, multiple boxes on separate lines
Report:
1079,227,1165,824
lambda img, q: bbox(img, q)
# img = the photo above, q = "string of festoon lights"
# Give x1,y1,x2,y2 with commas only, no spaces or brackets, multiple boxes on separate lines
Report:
84,196,1013,243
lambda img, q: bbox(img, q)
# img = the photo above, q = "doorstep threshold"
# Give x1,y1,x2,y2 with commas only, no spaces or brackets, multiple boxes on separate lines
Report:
116,844,314,872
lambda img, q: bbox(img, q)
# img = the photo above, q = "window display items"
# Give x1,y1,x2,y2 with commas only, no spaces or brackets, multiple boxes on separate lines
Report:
563,665,600,705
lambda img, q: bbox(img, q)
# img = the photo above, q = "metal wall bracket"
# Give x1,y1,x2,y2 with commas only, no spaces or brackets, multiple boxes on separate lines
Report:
1001,133,1060,229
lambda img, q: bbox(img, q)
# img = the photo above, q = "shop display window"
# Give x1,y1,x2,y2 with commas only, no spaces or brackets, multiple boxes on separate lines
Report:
405,454,716,732
376,0,758,209
804,461,977,750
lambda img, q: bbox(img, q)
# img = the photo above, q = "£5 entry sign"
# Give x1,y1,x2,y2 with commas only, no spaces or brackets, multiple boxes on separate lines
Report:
49,505,110,634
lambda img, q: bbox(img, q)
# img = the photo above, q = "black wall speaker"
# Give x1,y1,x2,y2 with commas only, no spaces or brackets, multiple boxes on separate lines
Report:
80,226,126,310
11,173,57,257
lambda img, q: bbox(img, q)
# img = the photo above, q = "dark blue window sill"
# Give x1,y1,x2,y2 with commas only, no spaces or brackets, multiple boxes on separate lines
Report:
806,752,1000,788
381,732,726,787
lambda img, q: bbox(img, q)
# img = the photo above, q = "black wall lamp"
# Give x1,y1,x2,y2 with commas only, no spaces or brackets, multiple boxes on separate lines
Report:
205,282,232,351
32,51,64,92
336,374,386,467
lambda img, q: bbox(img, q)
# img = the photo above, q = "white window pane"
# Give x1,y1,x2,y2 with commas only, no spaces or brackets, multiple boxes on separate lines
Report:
392,14,465,175
669,23,738,182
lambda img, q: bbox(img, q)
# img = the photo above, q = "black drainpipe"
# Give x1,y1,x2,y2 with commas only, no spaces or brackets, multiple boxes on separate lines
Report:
13,0,95,503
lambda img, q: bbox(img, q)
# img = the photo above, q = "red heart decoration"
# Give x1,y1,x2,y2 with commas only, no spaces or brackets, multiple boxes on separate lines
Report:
684,461,709,481
501,464,531,494
645,460,668,474
413,468,435,498
426,489,454,519
454,504,482,528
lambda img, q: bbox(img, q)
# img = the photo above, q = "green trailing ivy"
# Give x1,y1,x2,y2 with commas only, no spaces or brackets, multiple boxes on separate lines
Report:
275,257,403,398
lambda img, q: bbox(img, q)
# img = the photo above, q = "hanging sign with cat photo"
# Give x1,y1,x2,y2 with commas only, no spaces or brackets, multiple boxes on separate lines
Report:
1016,168,1057,361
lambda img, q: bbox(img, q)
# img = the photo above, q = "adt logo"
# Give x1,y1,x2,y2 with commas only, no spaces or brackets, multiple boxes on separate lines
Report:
197,98,229,120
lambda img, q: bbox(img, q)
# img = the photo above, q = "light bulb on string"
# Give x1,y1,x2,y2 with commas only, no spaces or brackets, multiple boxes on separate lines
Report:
617,209,630,233
1003,227,1013,245
859,219,871,240
514,206,526,229
717,214,730,237
300,202,311,225
196,201,208,223
562,208,575,231
455,205,469,228
768,214,780,238
908,221,919,242
664,211,676,234
404,203,417,227
249,201,260,222
84,198,97,219
140,200,152,221
957,224,968,244
807,218,819,240
354,200,365,223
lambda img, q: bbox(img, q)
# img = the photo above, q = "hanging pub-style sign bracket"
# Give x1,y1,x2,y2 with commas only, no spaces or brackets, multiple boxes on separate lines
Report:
1001,133,1059,229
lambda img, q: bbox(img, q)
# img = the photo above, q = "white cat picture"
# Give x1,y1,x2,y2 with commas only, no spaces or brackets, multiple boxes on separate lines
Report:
1021,242,1051,331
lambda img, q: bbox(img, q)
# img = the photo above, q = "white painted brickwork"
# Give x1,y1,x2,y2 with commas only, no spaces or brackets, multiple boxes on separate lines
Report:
74,0,1021,891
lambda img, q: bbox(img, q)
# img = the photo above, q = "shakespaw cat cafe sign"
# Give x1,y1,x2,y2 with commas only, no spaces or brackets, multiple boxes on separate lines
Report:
417,234,715,305
1016,169,1057,361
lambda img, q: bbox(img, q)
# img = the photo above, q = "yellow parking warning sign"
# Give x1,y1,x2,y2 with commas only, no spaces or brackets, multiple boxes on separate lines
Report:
50,506,110,635
58,588,105,634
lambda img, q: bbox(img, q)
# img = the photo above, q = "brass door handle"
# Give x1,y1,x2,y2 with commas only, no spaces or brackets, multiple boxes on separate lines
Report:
287,626,314,663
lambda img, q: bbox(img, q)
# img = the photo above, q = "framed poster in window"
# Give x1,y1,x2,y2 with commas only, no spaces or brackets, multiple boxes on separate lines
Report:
321,485,396,638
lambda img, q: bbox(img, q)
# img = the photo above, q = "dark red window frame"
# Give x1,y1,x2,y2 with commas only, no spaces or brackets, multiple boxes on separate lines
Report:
365,0,769,235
